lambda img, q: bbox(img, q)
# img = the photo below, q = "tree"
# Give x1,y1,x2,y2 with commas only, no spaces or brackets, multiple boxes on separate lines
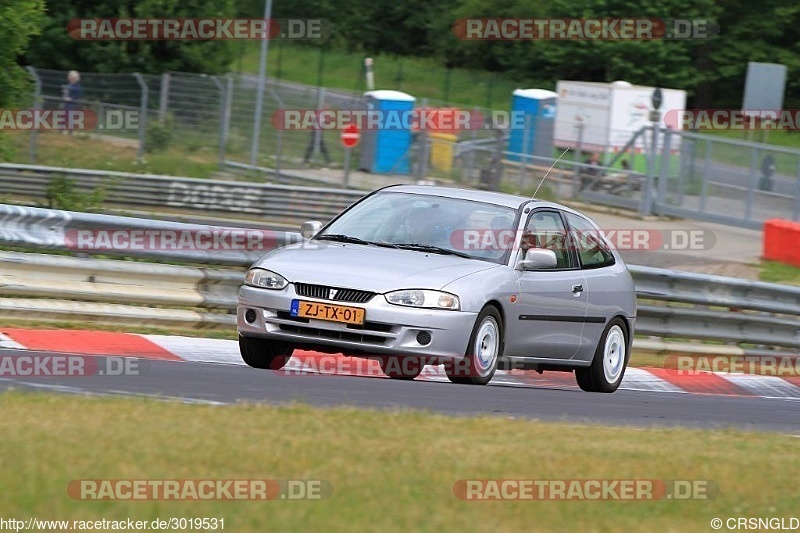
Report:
0,0,45,159
447,0,721,101
26,0,238,74
1,0,45,108
708,0,800,109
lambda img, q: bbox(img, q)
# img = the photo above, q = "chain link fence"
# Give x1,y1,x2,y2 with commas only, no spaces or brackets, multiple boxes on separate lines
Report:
22,67,800,228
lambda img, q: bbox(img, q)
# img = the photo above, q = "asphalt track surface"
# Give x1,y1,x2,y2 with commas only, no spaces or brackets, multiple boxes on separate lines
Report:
1,348,799,433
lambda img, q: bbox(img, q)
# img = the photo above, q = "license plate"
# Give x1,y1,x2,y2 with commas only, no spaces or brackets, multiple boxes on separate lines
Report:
290,299,365,325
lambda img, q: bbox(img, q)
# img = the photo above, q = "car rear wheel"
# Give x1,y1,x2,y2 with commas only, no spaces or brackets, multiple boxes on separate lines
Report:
575,318,629,393
445,306,502,385
239,336,292,370
379,356,423,380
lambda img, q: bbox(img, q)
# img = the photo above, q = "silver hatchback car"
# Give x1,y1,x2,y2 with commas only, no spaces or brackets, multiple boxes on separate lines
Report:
238,185,636,392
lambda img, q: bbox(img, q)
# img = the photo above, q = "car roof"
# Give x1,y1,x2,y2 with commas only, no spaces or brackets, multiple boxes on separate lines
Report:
380,184,532,209
380,184,574,212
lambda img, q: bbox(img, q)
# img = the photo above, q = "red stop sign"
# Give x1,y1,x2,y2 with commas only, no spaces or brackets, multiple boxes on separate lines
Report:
340,123,360,148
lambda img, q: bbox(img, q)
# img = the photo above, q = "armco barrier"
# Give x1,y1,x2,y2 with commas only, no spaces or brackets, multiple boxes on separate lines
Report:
0,250,239,327
631,265,800,349
1,204,799,349
1,255,799,350
764,218,800,267
0,163,365,224
0,203,302,266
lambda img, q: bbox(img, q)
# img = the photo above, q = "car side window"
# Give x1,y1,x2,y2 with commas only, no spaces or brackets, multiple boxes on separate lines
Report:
522,210,576,269
565,213,616,269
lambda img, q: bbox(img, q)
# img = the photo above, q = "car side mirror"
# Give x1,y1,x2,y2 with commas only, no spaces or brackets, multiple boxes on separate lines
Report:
516,248,558,270
301,220,323,239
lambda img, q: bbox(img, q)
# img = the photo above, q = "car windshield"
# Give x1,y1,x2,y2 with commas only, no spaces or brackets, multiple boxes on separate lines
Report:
316,191,518,264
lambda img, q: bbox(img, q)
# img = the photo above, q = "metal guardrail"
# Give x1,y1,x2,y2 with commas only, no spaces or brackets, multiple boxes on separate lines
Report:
1,203,798,350
630,266,800,350
0,202,301,266
0,251,239,328
2,251,798,350
0,163,364,224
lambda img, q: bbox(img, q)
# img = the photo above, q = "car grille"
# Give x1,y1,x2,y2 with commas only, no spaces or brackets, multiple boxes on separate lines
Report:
294,283,375,303
277,323,388,345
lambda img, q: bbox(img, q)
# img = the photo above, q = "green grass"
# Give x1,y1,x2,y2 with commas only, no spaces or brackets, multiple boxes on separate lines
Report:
683,133,800,177
6,130,220,178
12,42,800,186
759,260,800,285
705,127,800,151
1,391,798,532
236,42,522,110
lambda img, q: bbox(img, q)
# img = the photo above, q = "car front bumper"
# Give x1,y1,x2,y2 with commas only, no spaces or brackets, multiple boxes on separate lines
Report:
237,284,476,361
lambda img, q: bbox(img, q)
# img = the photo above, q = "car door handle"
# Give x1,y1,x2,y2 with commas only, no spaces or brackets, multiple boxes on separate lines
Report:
572,284,583,294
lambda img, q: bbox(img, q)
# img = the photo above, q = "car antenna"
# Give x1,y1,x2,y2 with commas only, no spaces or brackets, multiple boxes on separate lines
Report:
532,147,571,199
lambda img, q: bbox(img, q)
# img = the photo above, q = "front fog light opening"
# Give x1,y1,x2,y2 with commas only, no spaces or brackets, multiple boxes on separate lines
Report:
244,308,257,323
416,330,432,346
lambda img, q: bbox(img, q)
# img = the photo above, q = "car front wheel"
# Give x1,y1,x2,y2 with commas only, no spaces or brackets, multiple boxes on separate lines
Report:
575,318,629,393
239,336,292,370
445,306,502,385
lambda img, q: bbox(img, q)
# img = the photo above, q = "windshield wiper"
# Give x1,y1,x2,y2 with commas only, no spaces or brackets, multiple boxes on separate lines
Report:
370,241,400,249
316,234,399,249
394,243,473,259
315,234,371,245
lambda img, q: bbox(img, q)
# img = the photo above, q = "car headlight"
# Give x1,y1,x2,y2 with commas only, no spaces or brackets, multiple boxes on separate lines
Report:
384,289,460,310
245,268,288,290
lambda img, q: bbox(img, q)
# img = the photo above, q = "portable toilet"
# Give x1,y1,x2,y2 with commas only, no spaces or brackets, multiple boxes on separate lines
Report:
358,90,416,174
506,88,558,162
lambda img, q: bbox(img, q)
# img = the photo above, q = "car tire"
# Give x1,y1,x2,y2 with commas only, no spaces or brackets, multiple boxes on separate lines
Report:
378,356,423,380
575,318,629,393
445,306,503,385
239,335,292,370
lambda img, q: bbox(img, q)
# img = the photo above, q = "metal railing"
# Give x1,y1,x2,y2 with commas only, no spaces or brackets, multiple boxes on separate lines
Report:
0,202,301,266
631,265,800,350
0,250,239,328
0,163,365,226
22,68,800,230
1,203,798,351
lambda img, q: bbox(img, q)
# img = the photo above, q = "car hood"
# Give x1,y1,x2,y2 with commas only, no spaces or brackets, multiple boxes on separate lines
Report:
253,241,499,293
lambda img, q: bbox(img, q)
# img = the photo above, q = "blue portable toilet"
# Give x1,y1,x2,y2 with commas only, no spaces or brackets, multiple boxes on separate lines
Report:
507,89,558,162
358,90,416,174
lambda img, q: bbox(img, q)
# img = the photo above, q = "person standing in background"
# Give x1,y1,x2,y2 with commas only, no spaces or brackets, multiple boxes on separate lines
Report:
62,70,82,135
303,105,333,168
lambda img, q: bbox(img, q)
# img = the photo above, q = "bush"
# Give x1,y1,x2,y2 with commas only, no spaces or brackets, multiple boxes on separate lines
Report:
145,121,173,153
45,175,106,211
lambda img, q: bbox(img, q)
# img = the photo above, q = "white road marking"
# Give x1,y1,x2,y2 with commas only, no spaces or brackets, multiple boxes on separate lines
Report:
141,335,241,365
4,331,798,400
620,367,685,393
720,374,800,399
0,333,25,350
